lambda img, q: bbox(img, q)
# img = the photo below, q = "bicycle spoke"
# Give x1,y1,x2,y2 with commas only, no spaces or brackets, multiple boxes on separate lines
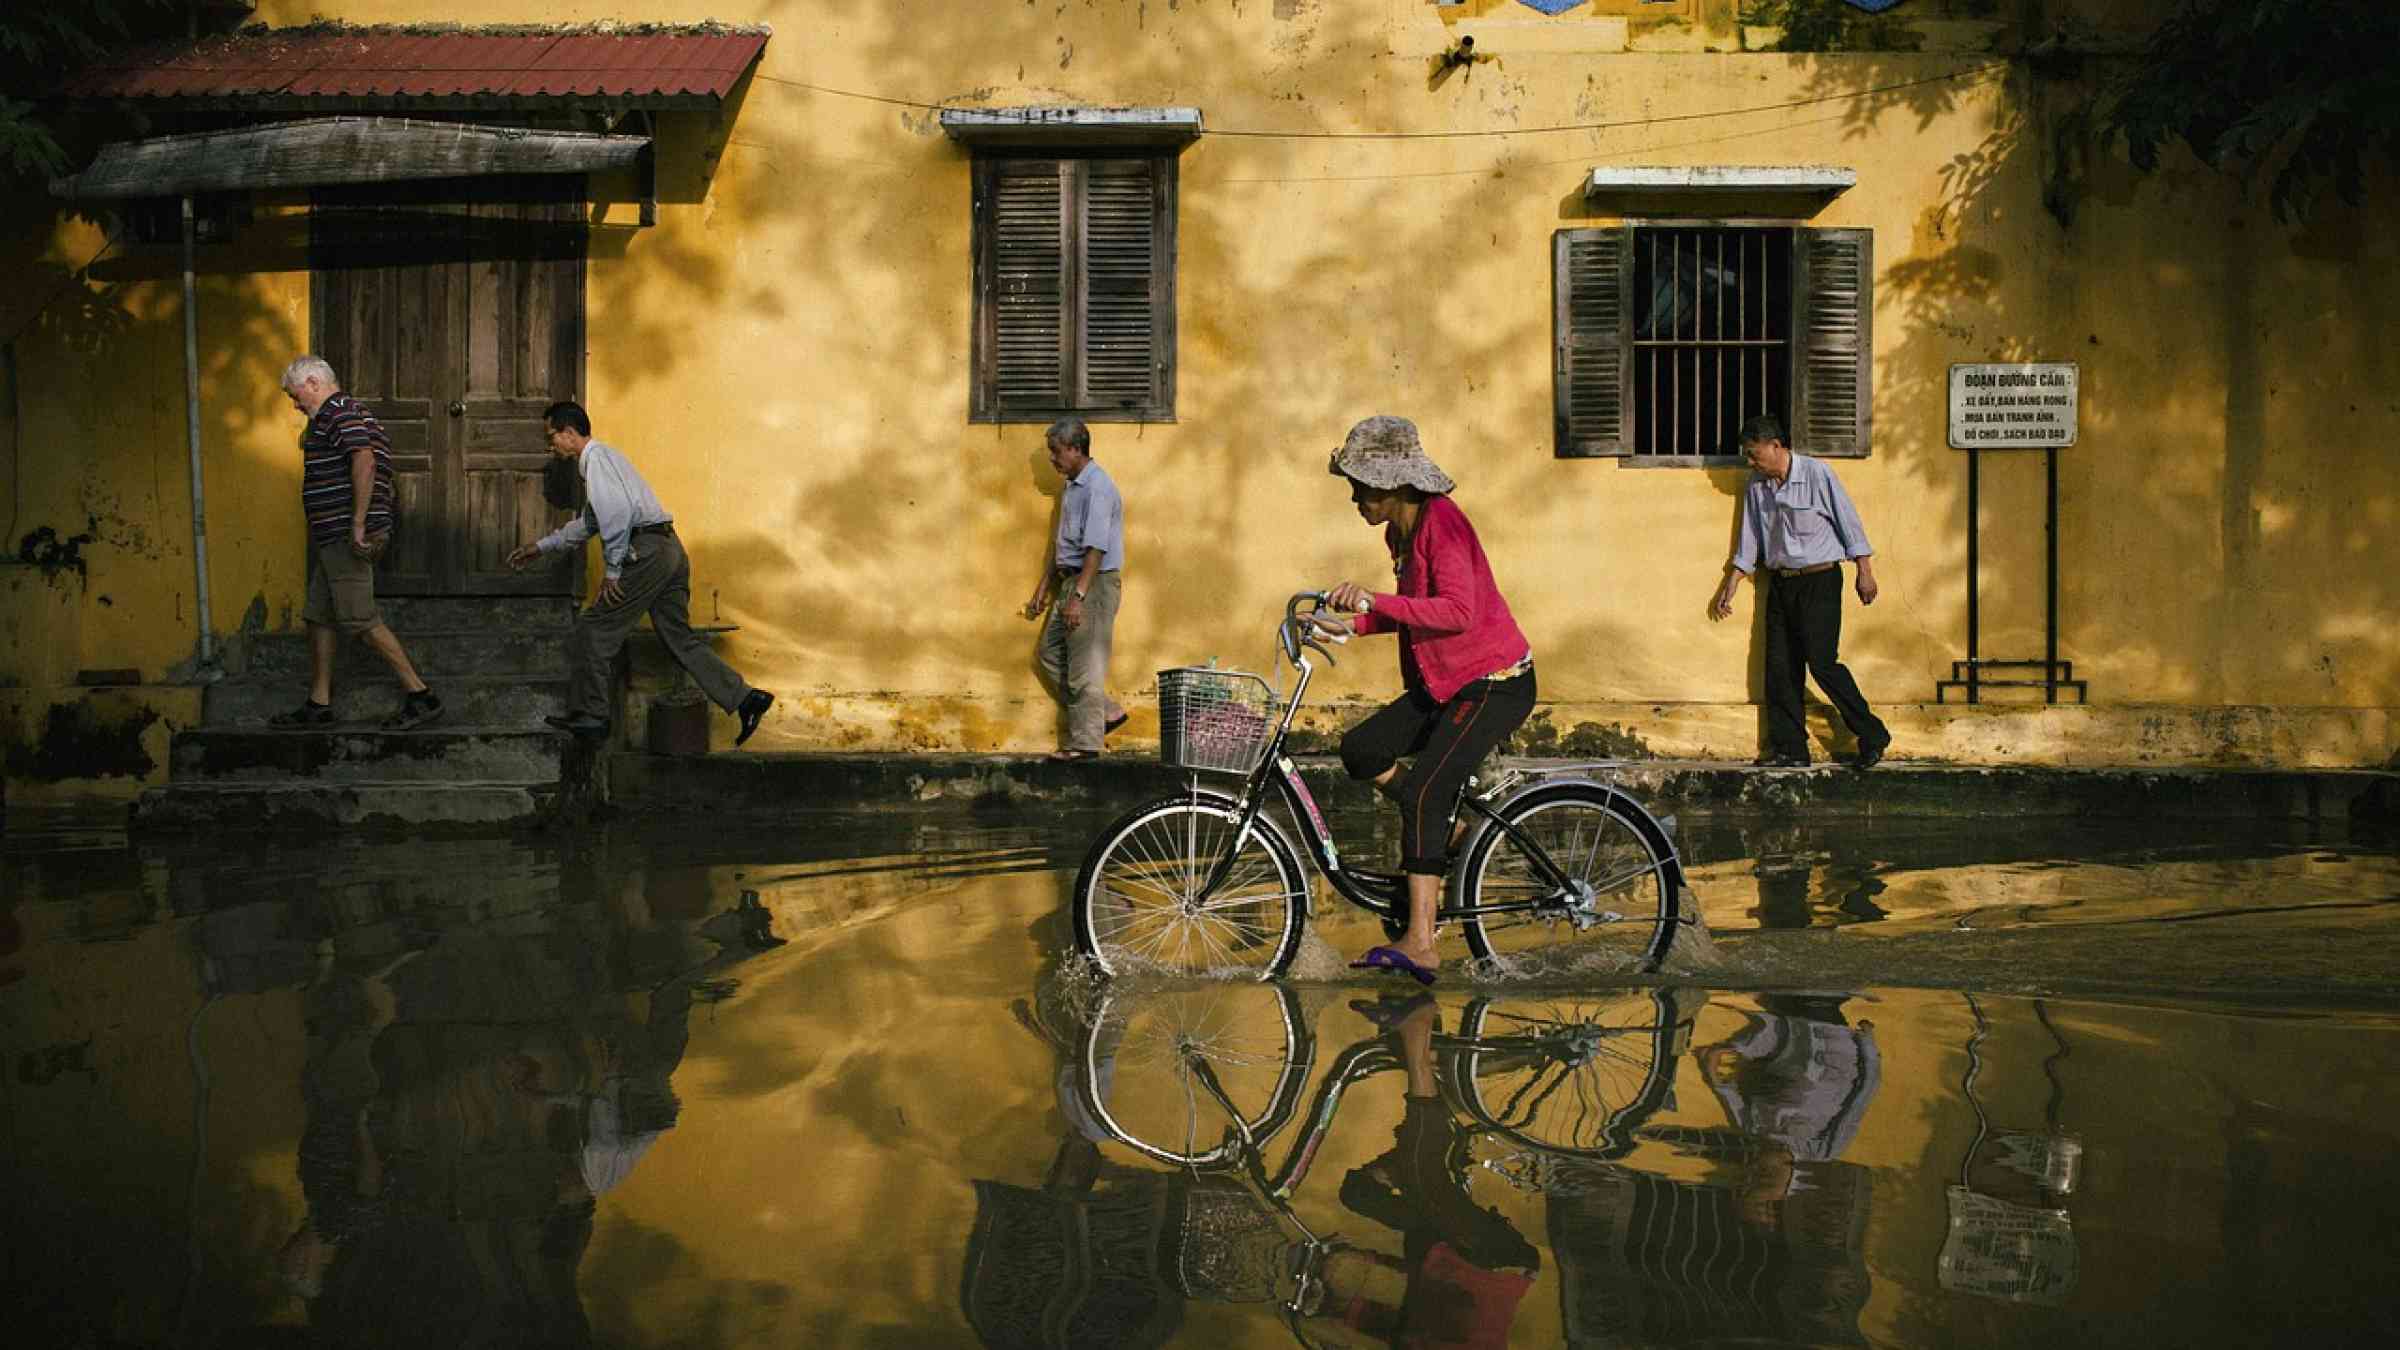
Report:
1079,985,1310,1166
1455,992,1685,1156
1077,799,1305,978
1459,792,1675,969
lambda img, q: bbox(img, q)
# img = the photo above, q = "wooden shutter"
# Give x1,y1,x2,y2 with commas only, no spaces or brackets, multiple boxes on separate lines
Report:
983,158,1069,412
1553,227,1633,457
1790,227,1873,456
1078,157,1170,412
974,155,1175,421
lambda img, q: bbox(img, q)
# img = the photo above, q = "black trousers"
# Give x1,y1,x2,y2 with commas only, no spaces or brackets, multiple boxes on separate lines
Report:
1763,567,1887,760
1340,669,1536,874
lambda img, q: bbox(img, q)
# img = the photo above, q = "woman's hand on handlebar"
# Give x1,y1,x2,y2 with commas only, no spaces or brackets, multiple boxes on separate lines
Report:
1327,581,1374,615
1303,611,1355,641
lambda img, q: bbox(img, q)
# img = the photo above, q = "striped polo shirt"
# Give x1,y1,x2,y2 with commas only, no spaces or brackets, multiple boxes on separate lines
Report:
300,392,396,546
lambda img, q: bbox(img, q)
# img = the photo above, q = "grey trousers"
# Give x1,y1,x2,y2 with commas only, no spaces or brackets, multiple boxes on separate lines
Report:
568,531,753,720
1038,570,1122,752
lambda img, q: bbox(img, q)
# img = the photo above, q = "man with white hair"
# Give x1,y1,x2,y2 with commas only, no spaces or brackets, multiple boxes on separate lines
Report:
273,355,442,731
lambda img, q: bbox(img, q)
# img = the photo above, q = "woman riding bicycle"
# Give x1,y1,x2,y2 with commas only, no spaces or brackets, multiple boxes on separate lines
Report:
1316,416,1537,986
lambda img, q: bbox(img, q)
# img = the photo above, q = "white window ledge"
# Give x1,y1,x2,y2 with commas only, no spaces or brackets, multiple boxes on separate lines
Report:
1584,165,1856,199
940,107,1202,150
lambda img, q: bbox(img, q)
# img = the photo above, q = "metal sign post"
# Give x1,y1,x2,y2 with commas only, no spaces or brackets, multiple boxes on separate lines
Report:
1938,363,2087,704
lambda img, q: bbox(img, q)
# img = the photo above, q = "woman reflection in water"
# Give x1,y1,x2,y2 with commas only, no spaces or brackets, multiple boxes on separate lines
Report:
1303,994,1541,1348
1314,416,1536,986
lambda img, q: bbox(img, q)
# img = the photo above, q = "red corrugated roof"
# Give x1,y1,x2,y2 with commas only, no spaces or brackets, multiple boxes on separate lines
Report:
57,26,769,103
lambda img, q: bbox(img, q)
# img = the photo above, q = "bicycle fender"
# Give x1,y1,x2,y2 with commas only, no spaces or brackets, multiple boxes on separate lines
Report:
1463,777,1688,895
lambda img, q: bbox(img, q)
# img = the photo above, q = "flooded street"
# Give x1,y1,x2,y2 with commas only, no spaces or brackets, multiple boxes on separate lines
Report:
5,806,2399,1347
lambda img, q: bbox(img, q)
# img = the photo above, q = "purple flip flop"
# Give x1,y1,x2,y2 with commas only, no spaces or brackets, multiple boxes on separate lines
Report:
1349,945,1438,987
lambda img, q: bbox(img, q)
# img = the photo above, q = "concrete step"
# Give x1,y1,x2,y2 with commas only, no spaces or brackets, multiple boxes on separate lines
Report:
132,780,558,832
237,627,571,680
169,726,571,785
203,676,570,729
376,595,579,632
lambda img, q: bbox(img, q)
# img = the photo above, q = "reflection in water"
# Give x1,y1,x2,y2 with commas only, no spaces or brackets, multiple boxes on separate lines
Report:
1549,993,1879,1345
7,809,2400,1346
975,982,1876,1347
194,841,789,1347
1938,995,2080,1308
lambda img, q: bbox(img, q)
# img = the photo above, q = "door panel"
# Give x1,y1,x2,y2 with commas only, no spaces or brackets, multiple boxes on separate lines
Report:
311,183,585,596
457,196,584,594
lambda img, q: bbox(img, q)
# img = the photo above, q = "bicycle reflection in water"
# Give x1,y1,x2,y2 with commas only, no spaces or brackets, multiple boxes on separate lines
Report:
968,981,1887,1348
967,981,1707,1348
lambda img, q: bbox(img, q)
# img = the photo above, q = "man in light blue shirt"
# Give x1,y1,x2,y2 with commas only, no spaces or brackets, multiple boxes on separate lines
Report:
1021,418,1126,759
1709,415,1890,769
507,401,774,746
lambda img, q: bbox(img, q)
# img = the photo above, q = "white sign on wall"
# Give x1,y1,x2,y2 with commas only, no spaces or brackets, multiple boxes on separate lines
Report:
1949,363,2078,449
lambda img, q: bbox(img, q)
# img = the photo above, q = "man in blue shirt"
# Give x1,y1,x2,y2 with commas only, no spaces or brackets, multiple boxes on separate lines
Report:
1709,415,1892,768
507,401,774,747
1021,418,1126,761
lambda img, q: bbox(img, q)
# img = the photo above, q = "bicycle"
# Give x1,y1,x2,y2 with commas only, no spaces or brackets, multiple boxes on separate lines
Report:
1072,591,1692,980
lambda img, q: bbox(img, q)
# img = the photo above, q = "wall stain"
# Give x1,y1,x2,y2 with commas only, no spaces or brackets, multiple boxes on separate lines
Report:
16,522,96,581
3,699,162,781
1509,710,1655,760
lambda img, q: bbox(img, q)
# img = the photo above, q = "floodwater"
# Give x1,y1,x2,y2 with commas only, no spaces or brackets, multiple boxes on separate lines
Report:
4,804,2399,1347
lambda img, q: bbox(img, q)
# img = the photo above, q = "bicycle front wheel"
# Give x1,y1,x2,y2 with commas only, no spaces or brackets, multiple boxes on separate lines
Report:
1075,983,1314,1167
1073,791,1309,980
1457,784,1679,973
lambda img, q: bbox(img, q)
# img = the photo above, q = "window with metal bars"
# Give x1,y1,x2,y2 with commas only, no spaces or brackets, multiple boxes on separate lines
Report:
970,154,1177,422
1553,224,1872,460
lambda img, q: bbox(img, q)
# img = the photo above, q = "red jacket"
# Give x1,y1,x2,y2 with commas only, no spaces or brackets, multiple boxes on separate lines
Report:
1353,495,1531,704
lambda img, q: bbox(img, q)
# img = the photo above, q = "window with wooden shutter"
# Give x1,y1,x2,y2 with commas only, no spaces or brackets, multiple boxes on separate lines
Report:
1552,223,1872,461
972,154,1176,422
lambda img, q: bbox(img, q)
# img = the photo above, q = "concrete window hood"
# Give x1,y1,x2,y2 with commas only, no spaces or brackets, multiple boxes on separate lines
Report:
939,106,1203,150
1584,165,1857,216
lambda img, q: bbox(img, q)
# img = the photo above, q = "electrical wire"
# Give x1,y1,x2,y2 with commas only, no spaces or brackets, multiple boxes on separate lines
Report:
753,62,2007,142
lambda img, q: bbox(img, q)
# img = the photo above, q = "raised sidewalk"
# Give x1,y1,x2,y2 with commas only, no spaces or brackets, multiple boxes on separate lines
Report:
609,752,2400,824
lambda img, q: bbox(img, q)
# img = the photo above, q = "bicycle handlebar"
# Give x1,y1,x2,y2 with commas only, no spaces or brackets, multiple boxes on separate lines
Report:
1281,591,1348,668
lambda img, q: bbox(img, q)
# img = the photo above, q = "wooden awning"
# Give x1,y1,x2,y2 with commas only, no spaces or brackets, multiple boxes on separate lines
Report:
51,117,648,199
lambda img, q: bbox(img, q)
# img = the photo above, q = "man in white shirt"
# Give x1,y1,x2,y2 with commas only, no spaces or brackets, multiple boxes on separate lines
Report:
508,401,773,746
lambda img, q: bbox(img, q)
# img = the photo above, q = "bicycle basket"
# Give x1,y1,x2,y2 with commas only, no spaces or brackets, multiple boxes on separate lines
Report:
1157,666,1276,775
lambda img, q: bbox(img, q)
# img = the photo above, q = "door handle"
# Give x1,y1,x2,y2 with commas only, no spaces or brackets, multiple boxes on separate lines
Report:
447,400,465,417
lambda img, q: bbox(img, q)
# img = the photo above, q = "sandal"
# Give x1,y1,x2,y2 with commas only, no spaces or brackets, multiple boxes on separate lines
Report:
1349,945,1439,987
269,700,334,728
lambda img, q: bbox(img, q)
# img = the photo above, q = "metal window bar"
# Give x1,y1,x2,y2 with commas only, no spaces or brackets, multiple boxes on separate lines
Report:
1633,227,1792,456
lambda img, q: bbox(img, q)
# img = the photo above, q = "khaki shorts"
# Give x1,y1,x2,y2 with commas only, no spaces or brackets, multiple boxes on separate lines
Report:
302,536,386,635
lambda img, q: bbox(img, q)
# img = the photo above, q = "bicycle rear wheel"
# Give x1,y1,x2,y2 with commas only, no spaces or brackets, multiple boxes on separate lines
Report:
1073,790,1309,980
1456,784,1679,973
1074,984,1315,1167
1451,989,1694,1159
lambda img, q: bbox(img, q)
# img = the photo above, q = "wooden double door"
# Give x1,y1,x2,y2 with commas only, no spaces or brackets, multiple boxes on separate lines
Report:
310,179,587,596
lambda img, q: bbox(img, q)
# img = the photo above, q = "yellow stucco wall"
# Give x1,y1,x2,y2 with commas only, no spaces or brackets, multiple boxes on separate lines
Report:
4,0,2395,788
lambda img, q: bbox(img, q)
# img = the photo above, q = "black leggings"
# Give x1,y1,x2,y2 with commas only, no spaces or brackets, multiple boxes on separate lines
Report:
1339,669,1536,874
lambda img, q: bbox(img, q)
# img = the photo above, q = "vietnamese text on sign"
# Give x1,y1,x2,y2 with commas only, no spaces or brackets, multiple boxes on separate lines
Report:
1948,362,2078,449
